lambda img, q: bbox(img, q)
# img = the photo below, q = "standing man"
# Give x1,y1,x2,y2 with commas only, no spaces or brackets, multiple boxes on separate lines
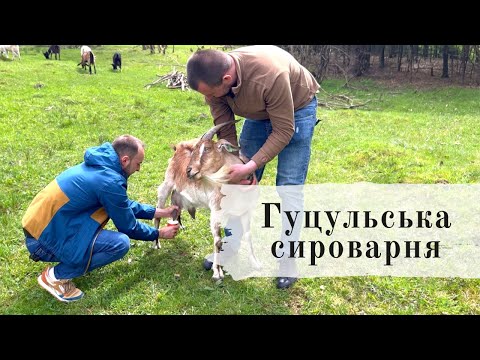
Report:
187,45,320,289
22,135,180,302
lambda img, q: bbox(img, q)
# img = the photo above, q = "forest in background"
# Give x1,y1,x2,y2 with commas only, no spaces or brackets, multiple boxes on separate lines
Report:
280,45,480,86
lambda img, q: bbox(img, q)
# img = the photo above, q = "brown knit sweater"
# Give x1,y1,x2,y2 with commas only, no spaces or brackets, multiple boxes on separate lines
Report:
205,45,320,168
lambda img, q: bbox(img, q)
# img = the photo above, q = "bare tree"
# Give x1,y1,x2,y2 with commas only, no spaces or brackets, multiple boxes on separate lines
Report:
442,45,449,78
353,45,370,76
379,45,385,69
460,45,470,84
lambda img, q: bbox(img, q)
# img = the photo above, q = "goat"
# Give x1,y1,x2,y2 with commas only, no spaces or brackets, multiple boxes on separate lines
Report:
0,45,7,57
78,47,96,74
80,45,91,56
44,45,60,60
0,45,20,59
154,122,258,281
112,52,122,71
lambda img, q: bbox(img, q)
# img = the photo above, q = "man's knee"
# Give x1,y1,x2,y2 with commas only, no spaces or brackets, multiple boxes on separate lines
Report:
115,233,130,258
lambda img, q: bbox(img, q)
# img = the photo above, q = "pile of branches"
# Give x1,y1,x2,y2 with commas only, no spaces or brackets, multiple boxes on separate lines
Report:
317,88,370,109
145,68,189,90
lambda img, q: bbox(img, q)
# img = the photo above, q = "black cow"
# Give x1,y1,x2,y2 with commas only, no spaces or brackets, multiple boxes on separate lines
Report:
112,52,122,71
43,45,60,60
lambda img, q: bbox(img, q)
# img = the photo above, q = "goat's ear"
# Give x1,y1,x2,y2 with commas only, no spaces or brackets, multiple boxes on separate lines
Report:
216,139,239,153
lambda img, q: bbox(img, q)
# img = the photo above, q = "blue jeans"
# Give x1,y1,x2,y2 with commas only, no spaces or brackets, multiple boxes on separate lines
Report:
216,97,318,272
239,96,318,185
25,230,130,279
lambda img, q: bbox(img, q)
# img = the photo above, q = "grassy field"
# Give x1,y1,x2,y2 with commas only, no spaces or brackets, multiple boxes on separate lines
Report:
1,45,479,314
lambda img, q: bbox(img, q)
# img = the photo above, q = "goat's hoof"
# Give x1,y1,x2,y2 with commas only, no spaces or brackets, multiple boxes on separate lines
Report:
212,270,224,281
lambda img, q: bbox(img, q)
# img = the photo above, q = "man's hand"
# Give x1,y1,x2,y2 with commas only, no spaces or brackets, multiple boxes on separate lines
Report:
154,205,180,219
159,224,179,239
239,173,258,185
227,160,258,184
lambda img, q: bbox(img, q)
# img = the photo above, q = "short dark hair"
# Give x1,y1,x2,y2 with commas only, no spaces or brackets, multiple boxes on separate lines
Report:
112,135,145,158
186,49,231,90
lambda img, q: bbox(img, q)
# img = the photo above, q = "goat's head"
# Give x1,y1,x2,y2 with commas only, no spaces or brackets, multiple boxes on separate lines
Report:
43,51,50,59
186,122,240,181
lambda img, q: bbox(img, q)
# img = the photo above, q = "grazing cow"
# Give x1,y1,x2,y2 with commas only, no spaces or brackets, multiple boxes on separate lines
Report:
77,47,96,74
44,45,60,60
112,52,122,71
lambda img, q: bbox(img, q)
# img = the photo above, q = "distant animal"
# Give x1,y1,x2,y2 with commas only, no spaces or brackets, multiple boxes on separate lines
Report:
9,45,20,59
0,45,20,59
80,45,92,56
44,45,60,60
112,52,122,71
77,46,96,74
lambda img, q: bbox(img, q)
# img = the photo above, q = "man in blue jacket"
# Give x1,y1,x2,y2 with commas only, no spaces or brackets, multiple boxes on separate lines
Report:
22,135,179,303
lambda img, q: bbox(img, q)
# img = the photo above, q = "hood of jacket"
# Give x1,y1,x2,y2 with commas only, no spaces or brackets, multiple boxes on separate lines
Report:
84,142,127,179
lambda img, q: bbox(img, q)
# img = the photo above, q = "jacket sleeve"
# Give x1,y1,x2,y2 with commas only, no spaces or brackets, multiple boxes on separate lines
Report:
127,199,156,220
97,180,159,241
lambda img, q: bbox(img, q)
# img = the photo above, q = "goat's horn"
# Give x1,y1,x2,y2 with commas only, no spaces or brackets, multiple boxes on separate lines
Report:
201,120,239,140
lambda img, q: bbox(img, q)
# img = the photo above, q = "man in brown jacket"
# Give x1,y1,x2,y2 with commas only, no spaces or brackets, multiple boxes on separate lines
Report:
187,45,320,289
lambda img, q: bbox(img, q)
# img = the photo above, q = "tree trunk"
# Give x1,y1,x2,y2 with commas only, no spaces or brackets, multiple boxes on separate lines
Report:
407,45,414,73
397,46,403,72
441,45,449,78
379,45,385,68
423,45,429,59
461,45,470,84
353,45,370,76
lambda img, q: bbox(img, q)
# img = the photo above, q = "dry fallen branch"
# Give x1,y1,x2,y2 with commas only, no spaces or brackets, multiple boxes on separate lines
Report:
145,68,190,90
317,88,371,109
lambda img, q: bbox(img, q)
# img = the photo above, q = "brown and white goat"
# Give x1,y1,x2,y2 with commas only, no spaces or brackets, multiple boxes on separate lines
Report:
78,46,96,74
154,122,257,281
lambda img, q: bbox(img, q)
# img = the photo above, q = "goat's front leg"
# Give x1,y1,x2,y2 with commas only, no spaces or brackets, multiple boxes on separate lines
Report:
241,213,262,270
153,181,173,249
210,213,224,281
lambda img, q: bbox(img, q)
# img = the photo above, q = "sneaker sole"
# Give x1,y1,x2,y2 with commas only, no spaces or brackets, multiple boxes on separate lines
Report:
37,274,84,303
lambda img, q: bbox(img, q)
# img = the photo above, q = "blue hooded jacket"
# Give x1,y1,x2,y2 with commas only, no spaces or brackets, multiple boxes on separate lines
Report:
22,142,159,269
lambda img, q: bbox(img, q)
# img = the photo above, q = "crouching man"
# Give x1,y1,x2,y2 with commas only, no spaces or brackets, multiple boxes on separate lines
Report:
22,135,180,303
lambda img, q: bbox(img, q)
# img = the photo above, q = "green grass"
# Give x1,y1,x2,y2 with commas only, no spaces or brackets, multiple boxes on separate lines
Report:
1,45,480,314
